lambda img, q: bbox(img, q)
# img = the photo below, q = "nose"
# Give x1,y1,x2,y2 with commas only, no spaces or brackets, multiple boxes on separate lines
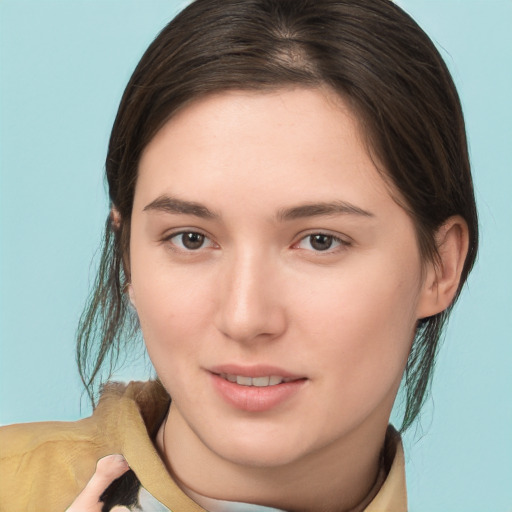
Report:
214,249,287,344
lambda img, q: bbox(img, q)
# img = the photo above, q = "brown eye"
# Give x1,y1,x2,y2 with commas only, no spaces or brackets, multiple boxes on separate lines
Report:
168,231,212,251
180,232,205,250
309,234,334,251
295,233,346,253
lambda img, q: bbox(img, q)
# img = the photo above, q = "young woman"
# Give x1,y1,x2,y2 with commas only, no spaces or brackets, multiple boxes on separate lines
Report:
0,0,478,510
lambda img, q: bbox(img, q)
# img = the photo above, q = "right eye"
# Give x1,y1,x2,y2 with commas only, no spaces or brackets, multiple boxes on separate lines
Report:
166,231,215,251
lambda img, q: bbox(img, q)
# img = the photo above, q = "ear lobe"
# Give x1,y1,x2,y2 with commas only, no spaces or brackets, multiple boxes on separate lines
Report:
416,216,469,319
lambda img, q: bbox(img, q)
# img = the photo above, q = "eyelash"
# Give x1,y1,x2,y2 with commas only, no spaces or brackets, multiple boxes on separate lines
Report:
163,230,351,254
164,231,217,252
293,233,350,253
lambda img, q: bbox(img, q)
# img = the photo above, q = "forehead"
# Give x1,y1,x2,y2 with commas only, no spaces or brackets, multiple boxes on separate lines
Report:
135,87,398,218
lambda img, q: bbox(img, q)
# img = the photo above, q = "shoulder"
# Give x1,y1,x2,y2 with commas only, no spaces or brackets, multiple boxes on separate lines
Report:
0,381,169,511
0,415,103,511
0,381,168,512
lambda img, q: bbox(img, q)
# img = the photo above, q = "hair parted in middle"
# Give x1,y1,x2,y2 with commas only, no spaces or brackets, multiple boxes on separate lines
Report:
77,0,478,431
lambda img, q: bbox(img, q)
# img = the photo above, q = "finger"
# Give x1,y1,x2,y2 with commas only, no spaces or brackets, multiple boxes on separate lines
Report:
66,454,130,512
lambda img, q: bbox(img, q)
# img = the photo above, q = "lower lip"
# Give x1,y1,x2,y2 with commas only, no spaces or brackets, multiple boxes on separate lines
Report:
210,374,306,412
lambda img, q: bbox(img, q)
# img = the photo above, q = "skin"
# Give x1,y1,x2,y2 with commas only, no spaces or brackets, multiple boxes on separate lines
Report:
66,455,130,512
100,87,467,512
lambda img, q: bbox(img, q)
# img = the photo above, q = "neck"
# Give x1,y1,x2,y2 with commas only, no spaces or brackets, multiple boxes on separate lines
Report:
157,406,390,512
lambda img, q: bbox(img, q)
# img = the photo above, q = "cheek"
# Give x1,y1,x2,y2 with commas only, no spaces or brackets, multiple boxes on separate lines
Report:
130,250,216,362
133,274,215,400
299,255,421,337
295,257,421,404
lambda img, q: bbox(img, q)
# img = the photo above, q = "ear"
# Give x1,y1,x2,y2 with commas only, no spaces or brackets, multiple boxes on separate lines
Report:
110,207,122,230
416,216,470,319
111,206,133,294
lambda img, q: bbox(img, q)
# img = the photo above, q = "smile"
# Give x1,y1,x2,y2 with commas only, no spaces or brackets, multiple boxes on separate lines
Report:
219,374,296,387
210,368,307,412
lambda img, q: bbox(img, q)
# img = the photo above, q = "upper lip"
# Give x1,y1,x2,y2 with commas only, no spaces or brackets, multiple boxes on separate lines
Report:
208,364,304,379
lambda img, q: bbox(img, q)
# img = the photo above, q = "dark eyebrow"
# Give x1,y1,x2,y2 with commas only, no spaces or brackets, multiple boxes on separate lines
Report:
143,195,219,219
276,201,374,221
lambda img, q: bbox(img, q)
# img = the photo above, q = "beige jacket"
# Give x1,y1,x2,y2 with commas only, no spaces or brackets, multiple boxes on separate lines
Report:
0,381,407,511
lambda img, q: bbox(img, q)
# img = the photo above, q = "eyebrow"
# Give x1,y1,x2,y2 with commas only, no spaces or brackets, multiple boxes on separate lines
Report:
143,195,374,221
143,195,219,219
276,201,374,221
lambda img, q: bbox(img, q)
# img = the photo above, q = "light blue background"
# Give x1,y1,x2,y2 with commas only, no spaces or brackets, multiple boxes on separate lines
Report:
1,1,511,510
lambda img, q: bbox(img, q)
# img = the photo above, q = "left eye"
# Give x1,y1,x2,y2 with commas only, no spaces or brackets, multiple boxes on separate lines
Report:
168,231,214,251
296,234,345,252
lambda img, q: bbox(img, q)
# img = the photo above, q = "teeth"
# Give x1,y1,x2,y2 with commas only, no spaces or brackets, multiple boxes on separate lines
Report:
252,376,270,387
221,374,288,387
236,375,252,386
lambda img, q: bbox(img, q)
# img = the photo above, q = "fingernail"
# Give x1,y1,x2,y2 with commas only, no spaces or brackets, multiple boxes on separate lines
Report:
97,454,129,473
110,454,127,464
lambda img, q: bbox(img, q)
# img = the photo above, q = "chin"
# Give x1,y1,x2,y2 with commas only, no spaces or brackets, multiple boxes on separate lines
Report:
198,419,317,469
217,440,307,469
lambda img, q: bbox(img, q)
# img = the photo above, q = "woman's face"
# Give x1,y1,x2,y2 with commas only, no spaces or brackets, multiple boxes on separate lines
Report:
129,88,433,468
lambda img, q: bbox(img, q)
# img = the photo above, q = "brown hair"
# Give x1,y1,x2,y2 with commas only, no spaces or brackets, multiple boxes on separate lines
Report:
77,0,478,431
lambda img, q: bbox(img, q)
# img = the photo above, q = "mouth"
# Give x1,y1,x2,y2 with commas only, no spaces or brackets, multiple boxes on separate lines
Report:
208,365,307,412
216,374,299,387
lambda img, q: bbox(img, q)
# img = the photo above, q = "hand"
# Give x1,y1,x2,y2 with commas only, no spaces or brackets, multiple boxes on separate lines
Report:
66,454,130,512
